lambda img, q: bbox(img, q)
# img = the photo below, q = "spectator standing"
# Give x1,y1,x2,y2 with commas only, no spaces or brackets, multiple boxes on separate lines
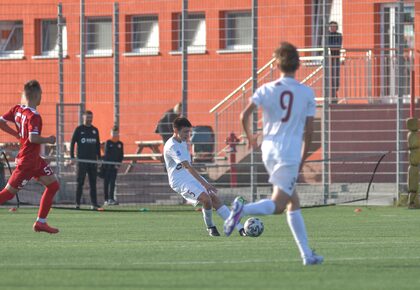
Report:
102,126,124,205
70,111,101,210
326,21,343,103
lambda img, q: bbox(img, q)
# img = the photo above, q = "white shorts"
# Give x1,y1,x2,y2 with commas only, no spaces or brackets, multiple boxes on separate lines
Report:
172,177,206,207
262,149,299,196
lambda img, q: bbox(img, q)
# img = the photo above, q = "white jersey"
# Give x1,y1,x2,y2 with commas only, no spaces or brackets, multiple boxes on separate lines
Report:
164,137,192,188
252,77,316,165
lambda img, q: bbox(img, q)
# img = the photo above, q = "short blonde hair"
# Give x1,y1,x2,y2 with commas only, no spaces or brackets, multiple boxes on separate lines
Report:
23,80,42,100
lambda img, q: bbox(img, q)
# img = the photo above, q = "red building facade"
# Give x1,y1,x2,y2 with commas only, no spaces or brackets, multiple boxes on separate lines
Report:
0,0,418,154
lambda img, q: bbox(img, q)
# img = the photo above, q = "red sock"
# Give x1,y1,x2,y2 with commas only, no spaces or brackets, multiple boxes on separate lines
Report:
0,188,15,205
38,181,60,219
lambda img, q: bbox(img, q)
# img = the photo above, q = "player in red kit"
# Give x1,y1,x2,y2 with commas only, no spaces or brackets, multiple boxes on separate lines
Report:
0,80,60,234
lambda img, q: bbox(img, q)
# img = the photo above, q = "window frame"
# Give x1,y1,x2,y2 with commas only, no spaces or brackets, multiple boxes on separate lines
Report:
130,15,159,55
39,19,67,57
176,13,206,54
0,20,24,59
86,17,113,56
225,11,252,52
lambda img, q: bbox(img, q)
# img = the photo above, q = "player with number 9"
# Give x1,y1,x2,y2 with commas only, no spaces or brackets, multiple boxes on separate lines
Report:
0,80,60,234
224,42,323,265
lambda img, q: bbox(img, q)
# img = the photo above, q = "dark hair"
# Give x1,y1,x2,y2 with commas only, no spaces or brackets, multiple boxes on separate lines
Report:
329,21,338,27
274,42,300,73
24,80,42,100
173,117,192,130
83,110,93,116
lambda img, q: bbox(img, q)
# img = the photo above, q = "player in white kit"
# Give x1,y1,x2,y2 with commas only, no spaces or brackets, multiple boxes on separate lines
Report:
164,117,245,237
224,42,323,265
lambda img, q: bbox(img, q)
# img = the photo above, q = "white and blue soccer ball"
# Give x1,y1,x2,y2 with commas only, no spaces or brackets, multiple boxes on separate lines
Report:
244,217,264,237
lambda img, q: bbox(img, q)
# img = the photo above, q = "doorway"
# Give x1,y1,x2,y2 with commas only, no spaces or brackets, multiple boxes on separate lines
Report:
380,3,414,99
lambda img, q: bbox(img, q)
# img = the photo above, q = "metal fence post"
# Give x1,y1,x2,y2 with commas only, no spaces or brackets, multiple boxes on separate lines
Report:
57,3,64,177
367,50,372,102
251,0,258,201
215,112,219,152
395,0,405,201
321,0,330,204
181,0,188,117
114,2,120,128
80,0,86,124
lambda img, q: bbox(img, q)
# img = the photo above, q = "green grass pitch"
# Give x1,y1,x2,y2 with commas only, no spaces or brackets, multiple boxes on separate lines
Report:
0,206,419,290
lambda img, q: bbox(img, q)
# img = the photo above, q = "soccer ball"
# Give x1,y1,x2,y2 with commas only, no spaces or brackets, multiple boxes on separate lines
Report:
244,217,264,237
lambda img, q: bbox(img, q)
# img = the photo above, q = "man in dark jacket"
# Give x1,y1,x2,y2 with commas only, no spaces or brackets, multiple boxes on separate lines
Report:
70,111,101,210
155,103,182,144
326,21,343,103
102,126,124,205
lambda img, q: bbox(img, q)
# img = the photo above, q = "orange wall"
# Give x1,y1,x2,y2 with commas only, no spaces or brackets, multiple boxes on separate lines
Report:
2,0,418,153
0,0,309,153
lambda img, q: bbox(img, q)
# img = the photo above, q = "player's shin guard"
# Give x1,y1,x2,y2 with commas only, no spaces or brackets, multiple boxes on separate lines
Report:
287,209,312,259
243,199,276,216
38,181,60,219
202,208,215,228
0,188,15,204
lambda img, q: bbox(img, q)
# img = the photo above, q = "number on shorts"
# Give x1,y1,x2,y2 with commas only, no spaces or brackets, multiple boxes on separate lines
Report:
43,166,52,176
280,91,294,122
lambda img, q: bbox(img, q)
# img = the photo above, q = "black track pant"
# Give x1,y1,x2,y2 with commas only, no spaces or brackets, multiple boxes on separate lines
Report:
104,168,117,201
76,162,98,206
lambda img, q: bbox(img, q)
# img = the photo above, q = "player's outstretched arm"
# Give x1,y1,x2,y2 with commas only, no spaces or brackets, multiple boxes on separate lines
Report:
240,102,258,150
0,120,19,139
182,161,217,194
29,134,56,145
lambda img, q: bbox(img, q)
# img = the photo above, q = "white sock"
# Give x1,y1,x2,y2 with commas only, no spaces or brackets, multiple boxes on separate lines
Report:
216,205,244,231
243,199,276,216
202,208,215,228
287,209,312,259
37,217,47,223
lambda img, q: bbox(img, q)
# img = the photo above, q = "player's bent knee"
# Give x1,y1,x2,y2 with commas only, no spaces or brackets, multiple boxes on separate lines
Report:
198,193,212,209
272,199,287,214
5,184,18,194
209,193,222,209
47,181,60,192
273,206,286,215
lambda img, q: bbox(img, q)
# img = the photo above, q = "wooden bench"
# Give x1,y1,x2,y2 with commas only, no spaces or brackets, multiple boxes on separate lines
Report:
134,140,163,154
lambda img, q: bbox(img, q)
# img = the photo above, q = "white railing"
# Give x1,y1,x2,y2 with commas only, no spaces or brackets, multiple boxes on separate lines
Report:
210,48,324,155
209,48,415,157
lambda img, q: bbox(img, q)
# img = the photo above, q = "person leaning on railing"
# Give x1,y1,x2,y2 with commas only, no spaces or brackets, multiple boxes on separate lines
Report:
326,21,343,104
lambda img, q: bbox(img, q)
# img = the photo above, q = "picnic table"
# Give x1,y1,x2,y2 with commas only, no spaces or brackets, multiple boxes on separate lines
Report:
124,140,164,173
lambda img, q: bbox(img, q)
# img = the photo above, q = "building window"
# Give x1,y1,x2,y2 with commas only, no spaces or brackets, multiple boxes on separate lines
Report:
41,19,67,57
0,21,23,58
131,15,159,55
225,12,252,51
87,17,112,56
176,13,206,53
